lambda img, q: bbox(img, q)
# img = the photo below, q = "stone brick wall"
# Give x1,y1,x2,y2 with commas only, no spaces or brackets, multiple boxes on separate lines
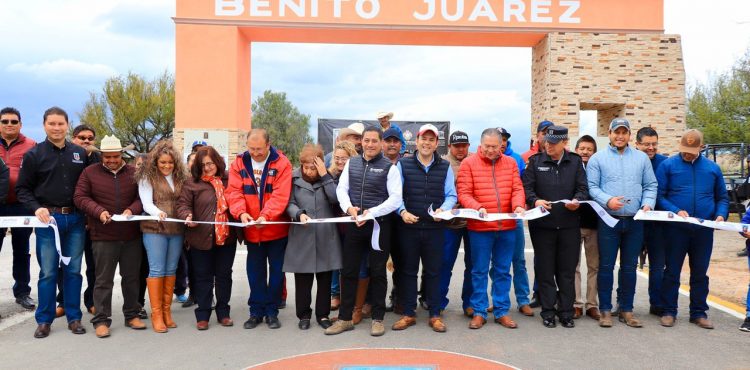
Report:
531,32,686,154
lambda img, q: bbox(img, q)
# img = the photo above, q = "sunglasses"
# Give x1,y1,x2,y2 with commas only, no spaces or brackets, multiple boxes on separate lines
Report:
0,119,19,125
76,135,95,142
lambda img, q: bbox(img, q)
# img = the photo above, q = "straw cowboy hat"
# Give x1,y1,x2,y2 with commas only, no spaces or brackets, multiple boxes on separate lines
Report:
376,111,394,120
92,135,135,153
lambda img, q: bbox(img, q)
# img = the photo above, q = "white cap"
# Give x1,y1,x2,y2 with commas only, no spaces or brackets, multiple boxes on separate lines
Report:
418,124,439,138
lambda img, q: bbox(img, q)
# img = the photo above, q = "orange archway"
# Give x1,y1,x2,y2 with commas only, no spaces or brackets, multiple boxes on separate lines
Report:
173,0,683,155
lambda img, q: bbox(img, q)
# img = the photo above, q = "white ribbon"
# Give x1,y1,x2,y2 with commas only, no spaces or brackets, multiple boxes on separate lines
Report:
0,217,69,265
634,210,744,232
428,206,551,221
112,213,383,250
111,214,373,226
550,200,620,228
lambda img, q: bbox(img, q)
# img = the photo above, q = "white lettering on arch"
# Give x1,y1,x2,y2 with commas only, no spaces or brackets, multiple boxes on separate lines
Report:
468,0,497,22
215,0,244,16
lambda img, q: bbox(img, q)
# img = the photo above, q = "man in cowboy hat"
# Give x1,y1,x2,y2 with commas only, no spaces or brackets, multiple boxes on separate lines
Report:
73,135,145,338
324,122,364,167
377,112,406,155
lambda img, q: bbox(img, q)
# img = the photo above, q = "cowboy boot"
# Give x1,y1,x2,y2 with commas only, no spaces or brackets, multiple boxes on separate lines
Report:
163,275,177,328
147,277,167,333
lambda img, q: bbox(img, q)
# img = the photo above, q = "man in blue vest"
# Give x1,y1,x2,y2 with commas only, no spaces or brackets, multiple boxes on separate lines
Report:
656,129,728,329
392,124,456,333
327,126,403,337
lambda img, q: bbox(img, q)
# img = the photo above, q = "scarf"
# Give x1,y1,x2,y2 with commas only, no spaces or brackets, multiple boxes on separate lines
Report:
202,175,229,246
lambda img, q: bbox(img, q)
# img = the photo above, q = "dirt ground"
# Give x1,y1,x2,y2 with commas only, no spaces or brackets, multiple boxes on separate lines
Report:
667,228,749,310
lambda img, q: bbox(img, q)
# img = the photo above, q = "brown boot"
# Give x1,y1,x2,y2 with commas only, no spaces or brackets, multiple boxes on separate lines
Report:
162,276,177,328
618,312,643,328
147,277,167,333
391,315,416,330
352,278,369,325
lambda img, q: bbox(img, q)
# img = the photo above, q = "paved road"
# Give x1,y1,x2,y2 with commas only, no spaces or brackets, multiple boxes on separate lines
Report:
0,232,748,369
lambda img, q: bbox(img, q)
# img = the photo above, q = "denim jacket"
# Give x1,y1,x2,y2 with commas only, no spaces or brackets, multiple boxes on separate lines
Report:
586,144,658,217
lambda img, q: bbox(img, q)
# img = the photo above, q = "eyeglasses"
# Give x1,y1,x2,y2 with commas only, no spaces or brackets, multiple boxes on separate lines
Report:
201,162,215,168
0,119,19,125
76,135,95,142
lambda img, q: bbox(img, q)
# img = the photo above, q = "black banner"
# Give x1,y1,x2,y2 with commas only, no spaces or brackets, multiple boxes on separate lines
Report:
318,118,451,155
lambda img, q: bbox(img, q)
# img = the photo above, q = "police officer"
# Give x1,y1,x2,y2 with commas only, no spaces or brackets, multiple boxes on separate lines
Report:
522,125,589,328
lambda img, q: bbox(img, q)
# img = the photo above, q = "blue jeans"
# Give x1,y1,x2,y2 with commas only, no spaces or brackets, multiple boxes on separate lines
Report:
35,213,85,324
746,245,750,318
645,221,666,309
511,221,530,306
439,228,472,311
661,224,713,319
468,230,515,319
142,233,184,277
597,217,643,312
246,237,287,318
0,203,33,297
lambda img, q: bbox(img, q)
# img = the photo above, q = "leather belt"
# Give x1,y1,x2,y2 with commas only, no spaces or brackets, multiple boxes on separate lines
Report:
44,206,74,215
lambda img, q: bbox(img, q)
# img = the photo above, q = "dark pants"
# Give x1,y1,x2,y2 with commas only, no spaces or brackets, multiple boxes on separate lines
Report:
645,221,666,309
530,226,581,320
175,247,192,296
191,243,236,322
0,203,33,298
294,271,332,320
389,222,401,305
340,220,392,321
57,230,95,310
661,224,714,319
138,244,148,307
246,237,287,318
398,227,444,317
90,239,143,327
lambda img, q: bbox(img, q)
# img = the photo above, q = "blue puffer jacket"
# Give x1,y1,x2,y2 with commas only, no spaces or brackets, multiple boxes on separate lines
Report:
504,141,525,178
655,154,729,221
587,144,658,216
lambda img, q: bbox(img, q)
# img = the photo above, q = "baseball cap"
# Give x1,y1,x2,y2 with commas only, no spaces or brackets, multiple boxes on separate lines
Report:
545,125,569,144
537,120,554,132
496,127,511,139
449,131,469,145
609,118,631,132
192,140,207,148
418,124,439,138
679,129,703,155
383,127,400,140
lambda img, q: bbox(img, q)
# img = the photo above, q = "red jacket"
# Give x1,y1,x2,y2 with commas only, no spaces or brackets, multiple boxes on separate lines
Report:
457,149,525,232
521,141,541,163
226,146,292,243
0,134,36,203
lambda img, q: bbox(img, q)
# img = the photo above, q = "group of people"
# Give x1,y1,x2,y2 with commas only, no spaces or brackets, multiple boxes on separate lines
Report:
0,105,748,339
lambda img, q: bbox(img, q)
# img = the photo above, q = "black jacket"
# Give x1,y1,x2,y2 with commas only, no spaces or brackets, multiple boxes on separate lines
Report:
522,150,589,230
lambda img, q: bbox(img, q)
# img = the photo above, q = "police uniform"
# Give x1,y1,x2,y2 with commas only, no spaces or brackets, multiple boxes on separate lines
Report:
521,126,589,327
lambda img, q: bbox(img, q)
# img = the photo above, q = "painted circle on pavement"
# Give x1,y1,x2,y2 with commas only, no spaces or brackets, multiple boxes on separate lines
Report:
247,348,516,370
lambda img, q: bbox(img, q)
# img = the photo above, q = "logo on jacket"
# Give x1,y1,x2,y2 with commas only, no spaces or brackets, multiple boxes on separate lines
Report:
538,166,550,172
370,168,384,173
268,169,278,177
72,152,83,164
